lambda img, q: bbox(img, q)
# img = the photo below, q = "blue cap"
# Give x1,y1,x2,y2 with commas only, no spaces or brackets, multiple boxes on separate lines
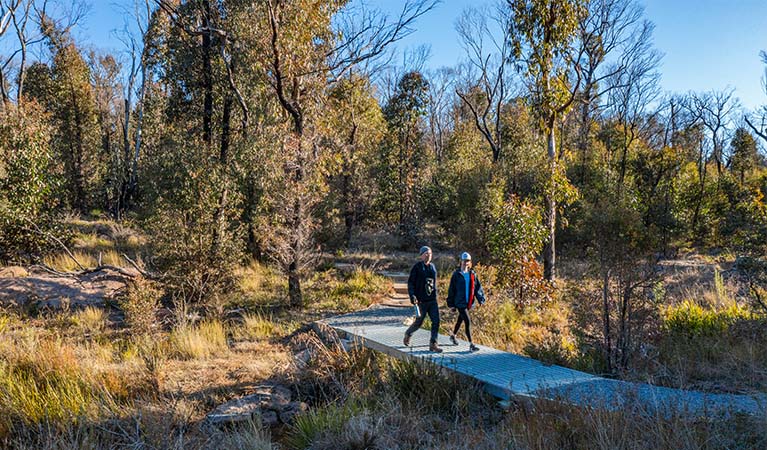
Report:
460,252,472,261
419,246,432,255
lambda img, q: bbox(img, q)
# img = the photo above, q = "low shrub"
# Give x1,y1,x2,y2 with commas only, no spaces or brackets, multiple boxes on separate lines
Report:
283,402,362,450
662,299,754,337
122,278,162,336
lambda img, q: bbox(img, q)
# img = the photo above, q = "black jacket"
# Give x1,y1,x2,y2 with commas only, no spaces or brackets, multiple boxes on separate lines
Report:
408,261,438,303
446,269,486,309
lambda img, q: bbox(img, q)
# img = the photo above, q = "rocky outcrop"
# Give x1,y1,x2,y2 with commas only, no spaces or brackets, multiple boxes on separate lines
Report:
0,266,139,309
206,384,308,427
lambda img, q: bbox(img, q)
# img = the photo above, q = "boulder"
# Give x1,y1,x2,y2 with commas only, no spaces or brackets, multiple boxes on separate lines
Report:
0,266,28,278
205,384,300,427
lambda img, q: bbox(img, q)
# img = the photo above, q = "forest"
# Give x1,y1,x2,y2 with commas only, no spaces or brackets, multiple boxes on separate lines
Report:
1,0,767,448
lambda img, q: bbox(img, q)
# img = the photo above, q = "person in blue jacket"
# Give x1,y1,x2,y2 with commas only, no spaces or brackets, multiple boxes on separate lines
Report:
446,252,486,352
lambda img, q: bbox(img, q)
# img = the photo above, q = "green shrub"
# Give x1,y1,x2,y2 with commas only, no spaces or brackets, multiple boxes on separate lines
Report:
662,300,753,337
122,278,162,336
486,192,552,306
283,402,361,450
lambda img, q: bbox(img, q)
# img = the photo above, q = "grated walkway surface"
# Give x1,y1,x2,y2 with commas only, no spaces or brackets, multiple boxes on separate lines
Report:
321,304,767,417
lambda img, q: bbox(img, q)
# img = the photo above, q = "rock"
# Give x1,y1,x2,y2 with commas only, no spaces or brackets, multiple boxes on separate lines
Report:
0,266,28,278
205,384,295,427
0,266,132,309
253,384,292,409
261,410,279,427
279,401,308,424
207,395,263,425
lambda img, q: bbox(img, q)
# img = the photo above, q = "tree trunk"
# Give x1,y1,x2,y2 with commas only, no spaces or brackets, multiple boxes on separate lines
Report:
602,267,612,374
201,0,213,149
342,123,358,247
543,125,557,281
211,93,233,255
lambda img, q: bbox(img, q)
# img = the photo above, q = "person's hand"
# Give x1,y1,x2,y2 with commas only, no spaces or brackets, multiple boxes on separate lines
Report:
410,296,416,305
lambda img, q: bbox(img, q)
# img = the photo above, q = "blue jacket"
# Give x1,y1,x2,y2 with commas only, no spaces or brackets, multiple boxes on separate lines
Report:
446,269,485,309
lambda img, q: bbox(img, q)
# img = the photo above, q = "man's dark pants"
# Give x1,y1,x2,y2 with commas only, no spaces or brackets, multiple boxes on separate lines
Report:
405,300,440,343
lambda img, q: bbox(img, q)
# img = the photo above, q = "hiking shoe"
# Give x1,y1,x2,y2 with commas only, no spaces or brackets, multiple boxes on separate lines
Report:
403,333,411,347
449,334,458,345
429,342,443,353
469,344,479,352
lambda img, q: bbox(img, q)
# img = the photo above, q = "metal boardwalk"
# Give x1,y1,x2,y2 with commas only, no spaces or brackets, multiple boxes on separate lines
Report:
321,304,766,417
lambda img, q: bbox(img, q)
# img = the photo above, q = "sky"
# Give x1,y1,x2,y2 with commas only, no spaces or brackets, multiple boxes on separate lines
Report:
74,0,767,111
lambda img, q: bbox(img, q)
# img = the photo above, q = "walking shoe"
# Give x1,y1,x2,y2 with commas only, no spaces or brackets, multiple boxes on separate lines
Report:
403,333,411,347
429,342,443,353
449,334,458,345
469,343,479,352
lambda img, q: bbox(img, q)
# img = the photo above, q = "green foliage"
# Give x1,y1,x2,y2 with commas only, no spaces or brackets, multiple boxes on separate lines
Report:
662,300,753,337
508,0,586,127
32,20,103,212
486,191,552,305
375,71,430,243
730,127,759,183
0,102,64,263
284,402,362,450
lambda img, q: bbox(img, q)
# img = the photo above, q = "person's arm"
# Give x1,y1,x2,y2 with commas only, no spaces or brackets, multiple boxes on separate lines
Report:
474,272,486,304
432,263,438,298
408,263,418,304
446,271,457,308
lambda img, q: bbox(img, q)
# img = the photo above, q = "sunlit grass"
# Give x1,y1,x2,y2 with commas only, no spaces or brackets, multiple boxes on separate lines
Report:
0,332,150,435
43,250,126,272
308,267,391,311
236,261,286,305
72,233,114,252
170,321,229,360
234,313,282,341
70,307,108,337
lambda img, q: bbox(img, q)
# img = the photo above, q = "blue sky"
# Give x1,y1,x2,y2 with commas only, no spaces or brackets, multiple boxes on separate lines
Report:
76,0,767,110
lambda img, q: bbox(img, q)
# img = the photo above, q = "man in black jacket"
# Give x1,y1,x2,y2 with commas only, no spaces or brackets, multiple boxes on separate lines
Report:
403,246,443,352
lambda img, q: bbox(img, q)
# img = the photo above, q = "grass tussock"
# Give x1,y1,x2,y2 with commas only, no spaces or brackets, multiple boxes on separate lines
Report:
469,300,578,366
234,313,283,341
69,307,108,338
307,267,390,311
170,320,229,360
43,250,125,272
0,330,152,437
236,261,286,306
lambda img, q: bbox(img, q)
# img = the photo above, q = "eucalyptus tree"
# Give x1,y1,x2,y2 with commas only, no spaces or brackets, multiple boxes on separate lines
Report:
455,3,514,164
575,0,650,184
253,0,437,306
507,0,586,280
326,73,385,248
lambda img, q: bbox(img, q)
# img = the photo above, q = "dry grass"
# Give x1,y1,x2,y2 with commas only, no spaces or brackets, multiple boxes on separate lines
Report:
0,324,152,437
43,250,125,272
236,261,286,305
169,321,229,360
233,313,283,341
69,307,108,337
307,267,390,312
